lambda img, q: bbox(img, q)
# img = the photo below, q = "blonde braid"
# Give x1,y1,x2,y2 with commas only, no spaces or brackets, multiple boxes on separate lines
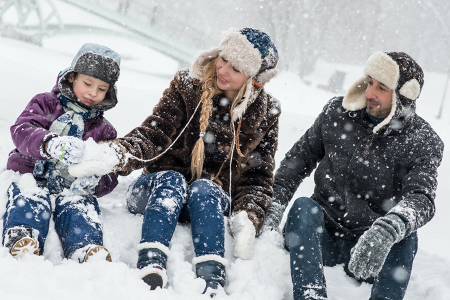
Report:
191,58,220,179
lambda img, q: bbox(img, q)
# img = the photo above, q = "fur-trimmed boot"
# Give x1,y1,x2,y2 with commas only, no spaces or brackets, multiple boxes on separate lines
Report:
137,242,170,290
193,255,227,298
3,226,40,257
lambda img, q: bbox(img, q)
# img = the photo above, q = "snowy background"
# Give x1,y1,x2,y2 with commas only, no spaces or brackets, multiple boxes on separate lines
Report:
1,1,450,299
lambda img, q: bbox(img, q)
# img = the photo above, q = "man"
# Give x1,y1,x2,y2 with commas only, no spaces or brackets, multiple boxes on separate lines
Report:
263,51,444,300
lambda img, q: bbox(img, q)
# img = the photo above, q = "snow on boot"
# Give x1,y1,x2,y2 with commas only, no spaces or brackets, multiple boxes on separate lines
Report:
4,226,39,257
137,242,170,290
193,255,227,298
71,244,112,263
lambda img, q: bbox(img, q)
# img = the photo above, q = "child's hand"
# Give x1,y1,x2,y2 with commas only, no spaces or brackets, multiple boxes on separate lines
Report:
46,136,85,165
70,175,100,195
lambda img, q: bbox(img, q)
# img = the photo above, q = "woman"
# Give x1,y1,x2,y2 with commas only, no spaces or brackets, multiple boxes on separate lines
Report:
76,27,280,296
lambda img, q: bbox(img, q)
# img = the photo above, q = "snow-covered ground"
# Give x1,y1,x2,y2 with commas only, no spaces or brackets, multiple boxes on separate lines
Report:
1,8,450,300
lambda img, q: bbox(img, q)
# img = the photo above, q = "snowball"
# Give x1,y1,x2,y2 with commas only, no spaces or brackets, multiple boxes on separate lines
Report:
68,138,118,178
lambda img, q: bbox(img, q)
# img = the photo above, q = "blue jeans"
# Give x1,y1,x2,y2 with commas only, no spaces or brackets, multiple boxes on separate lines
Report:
284,197,418,300
127,171,230,262
3,182,104,257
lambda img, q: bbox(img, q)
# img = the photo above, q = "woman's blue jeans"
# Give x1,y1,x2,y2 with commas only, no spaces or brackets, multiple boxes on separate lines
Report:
284,197,418,300
126,171,230,261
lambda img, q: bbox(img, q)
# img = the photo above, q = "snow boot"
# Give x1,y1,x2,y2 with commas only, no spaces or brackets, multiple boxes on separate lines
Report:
71,244,112,263
3,226,40,257
193,255,227,298
137,242,170,290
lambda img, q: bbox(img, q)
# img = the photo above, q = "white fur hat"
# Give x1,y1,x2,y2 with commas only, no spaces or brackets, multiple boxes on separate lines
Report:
190,28,279,120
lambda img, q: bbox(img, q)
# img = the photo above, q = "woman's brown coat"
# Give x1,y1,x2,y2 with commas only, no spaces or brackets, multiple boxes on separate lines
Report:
112,69,280,230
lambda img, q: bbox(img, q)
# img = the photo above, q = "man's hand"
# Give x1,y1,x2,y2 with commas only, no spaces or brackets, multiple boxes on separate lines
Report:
348,214,406,279
261,201,285,232
46,136,85,165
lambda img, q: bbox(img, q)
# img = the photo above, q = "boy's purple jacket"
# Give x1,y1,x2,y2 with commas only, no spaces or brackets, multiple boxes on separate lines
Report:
7,79,119,197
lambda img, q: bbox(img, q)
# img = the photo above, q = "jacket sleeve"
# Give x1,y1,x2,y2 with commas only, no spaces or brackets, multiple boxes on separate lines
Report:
111,72,188,175
267,101,330,231
231,99,280,231
10,94,59,160
388,133,444,236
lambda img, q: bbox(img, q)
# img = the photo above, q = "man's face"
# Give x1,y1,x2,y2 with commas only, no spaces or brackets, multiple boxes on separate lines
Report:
365,76,393,119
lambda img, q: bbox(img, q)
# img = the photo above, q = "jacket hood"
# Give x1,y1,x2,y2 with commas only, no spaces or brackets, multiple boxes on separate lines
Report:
58,43,121,112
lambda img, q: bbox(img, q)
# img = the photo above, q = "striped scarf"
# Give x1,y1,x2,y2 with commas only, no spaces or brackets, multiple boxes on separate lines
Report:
33,94,101,194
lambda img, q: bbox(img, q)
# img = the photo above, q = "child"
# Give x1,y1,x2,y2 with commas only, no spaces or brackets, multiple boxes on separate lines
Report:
2,43,120,262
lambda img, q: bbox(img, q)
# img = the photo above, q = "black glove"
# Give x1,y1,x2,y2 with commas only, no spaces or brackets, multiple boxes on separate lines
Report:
348,214,406,279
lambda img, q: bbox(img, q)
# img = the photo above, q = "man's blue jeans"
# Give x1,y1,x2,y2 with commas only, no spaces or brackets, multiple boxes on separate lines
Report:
284,197,418,300
126,171,230,262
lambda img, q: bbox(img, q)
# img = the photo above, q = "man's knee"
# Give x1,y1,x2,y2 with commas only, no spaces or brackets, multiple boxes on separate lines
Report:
287,197,322,221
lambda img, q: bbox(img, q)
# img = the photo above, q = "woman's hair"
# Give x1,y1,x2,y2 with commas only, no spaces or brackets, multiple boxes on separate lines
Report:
190,57,247,180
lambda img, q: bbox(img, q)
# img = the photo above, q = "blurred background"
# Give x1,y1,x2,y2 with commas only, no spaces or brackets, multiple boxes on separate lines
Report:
2,0,450,75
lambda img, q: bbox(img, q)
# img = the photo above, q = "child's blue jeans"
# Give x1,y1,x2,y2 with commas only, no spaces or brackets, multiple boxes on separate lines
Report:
2,182,104,258
126,171,230,260
284,197,417,300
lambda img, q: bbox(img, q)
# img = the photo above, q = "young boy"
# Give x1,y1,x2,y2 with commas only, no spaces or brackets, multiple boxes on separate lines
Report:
2,43,120,262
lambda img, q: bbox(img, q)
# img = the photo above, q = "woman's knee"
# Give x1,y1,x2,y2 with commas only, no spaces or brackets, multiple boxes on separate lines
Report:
127,171,187,214
188,179,229,212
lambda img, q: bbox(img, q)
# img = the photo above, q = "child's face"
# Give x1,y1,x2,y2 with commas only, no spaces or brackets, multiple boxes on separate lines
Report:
68,73,110,106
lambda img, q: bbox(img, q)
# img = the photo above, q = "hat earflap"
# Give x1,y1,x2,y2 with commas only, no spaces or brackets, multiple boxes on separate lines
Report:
399,78,421,100
189,48,221,81
232,78,253,121
343,76,368,111
255,68,279,84
372,92,397,134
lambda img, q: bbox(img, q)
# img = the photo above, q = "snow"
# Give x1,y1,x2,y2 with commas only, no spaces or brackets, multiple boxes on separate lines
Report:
1,13,450,300
68,138,119,178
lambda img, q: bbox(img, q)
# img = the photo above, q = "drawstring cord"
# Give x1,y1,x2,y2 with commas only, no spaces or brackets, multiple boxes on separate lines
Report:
127,100,203,164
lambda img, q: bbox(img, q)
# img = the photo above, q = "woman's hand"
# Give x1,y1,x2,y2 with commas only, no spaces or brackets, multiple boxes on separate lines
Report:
229,211,256,260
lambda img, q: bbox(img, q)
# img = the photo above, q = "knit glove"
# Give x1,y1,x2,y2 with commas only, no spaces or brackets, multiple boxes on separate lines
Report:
46,136,85,165
261,201,285,232
70,175,100,195
229,211,256,260
348,214,406,279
